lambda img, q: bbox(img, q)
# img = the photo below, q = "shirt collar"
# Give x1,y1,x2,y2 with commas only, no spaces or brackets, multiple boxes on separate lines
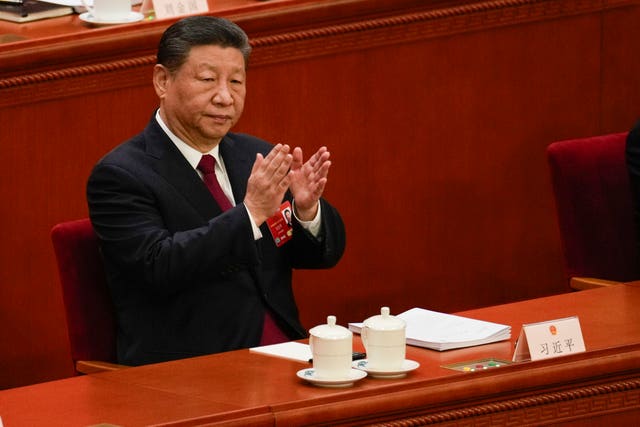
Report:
155,110,221,170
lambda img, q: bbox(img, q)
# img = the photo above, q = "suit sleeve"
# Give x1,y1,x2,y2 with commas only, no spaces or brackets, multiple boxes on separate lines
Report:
286,198,346,269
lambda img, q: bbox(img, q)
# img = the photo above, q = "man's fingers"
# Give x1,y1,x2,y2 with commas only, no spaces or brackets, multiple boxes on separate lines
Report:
291,147,303,170
262,144,292,179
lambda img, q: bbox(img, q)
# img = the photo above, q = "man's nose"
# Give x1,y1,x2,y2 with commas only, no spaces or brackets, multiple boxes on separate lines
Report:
213,83,233,105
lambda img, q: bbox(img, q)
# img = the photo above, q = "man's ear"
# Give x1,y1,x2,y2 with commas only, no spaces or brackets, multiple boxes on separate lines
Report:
153,64,170,99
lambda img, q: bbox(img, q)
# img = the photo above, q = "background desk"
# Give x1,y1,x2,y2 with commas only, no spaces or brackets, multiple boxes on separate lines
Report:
2,0,640,388
1,284,639,426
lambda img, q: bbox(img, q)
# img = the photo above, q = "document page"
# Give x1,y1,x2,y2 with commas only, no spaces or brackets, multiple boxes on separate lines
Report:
250,341,312,362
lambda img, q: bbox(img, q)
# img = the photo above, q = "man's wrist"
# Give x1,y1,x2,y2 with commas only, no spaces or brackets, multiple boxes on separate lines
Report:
243,203,263,240
293,200,322,238
293,202,319,221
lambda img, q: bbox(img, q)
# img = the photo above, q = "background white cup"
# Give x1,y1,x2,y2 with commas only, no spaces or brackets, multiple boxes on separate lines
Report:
361,307,406,371
83,0,131,21
309,315,352,379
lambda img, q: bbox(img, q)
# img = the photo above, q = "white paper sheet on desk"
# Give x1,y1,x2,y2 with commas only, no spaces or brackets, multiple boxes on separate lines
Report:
250,341,312,363
349,307,511,351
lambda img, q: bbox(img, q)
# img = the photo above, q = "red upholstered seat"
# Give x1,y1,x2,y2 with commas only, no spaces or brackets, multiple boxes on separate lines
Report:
51,218,125,373
547,132,640,289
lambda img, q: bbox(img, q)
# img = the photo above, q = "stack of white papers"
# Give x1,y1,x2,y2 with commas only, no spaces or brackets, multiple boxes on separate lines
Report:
349,307,511,351
41,0,142,6
41,0,142,13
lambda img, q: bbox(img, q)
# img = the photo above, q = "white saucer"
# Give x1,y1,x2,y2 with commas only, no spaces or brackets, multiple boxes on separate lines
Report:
79,11,144,26
296,368,367,387
352,359,420,379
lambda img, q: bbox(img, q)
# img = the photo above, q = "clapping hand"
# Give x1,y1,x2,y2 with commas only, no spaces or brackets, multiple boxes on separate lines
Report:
289,146,332,221
244,144,293,225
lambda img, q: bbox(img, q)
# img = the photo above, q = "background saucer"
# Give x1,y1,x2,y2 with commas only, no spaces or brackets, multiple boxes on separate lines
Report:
79,11,144,26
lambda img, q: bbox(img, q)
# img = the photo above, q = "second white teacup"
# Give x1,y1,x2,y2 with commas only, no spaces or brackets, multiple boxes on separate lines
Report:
361,307,406,371
309,315,352,380
84,0,131,21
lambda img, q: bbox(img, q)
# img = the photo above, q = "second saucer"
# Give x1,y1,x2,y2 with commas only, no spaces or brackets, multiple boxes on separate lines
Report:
297,367,367,387
352,359,420,379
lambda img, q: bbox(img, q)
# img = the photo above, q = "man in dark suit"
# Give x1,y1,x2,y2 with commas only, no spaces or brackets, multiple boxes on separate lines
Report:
87,16,346,366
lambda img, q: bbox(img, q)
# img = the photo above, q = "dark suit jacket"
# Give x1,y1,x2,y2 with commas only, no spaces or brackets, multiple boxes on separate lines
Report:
627,120,640,254
87,116,346,366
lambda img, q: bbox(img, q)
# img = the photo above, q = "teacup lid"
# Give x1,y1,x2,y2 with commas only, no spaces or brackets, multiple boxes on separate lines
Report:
363,307,406,330
309,315,352,339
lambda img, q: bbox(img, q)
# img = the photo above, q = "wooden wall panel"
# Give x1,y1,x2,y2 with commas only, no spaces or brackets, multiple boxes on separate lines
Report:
0,81,157,387
601,5,640,131
1,0,639,389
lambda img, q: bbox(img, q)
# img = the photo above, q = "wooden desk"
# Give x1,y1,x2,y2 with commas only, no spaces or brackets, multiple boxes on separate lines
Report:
1,284,639,426
0,375,272,426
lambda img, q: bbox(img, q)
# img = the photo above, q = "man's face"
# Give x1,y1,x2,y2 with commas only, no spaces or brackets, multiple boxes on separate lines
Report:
155,45,246,150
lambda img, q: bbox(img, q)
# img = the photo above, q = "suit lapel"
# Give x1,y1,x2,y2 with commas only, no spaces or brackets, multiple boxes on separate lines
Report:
220,134,255,204
143,119,223,220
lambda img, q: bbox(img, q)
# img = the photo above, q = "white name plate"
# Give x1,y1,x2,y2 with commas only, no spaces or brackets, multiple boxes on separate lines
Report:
142,0,209,20
512,316,586,362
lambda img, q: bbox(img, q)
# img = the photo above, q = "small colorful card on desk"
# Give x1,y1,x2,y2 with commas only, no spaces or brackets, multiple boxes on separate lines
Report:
443,358,511,372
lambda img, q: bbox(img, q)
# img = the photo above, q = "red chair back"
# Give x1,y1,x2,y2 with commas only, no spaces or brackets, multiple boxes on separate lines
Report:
547,132,640,283
51,218,117,369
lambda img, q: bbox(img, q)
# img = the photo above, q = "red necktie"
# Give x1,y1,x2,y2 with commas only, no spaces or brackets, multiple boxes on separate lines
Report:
197,154,233,211
198,155,288,345
259,310,290,346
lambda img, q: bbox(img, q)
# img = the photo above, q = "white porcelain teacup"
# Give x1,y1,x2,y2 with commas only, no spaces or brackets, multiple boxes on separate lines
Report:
83,0,131,21
361,307,406,371
309,315,352,380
